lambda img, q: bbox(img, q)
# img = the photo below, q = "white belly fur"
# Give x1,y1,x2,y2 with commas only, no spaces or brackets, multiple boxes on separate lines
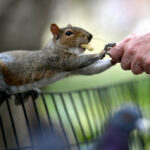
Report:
9,72,70,94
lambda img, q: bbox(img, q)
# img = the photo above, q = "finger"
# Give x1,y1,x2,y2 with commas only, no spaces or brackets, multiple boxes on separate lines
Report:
121,53,133,70
131,56,144,74
109,43,124,62
111,59,117,65
120,41,138,70
109,37,131,62
143,53,150,74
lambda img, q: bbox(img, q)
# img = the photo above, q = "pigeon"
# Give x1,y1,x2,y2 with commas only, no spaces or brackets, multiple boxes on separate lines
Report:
32,127,66,150
95,103,150,150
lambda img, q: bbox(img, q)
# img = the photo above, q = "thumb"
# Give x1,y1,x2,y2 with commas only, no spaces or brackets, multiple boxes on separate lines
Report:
109,36,131,62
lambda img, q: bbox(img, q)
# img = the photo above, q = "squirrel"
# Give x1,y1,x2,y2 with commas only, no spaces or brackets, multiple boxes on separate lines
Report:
0,23,116,105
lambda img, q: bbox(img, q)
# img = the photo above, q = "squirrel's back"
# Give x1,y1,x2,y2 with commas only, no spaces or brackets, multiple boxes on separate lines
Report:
0,50,58,86
0,23,103,95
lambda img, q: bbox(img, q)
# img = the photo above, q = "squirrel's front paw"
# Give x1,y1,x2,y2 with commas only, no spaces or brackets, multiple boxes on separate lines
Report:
0,88,12,105
100,43,116,58
104,43,116,51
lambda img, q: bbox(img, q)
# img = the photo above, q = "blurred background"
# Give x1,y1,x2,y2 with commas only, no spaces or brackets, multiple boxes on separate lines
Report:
41,0,150,92
1,0,150,92
1,0,150,149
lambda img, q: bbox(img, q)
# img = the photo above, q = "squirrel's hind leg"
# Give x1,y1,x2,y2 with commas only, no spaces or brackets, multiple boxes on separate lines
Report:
0,88,12,105
15,88,41,105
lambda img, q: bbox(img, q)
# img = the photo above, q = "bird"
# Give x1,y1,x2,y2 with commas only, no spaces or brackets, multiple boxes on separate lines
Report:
95,103,150,150
30,126,66,150
36,130,66,150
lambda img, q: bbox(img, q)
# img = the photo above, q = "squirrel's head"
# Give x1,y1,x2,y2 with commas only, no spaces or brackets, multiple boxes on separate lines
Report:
50,24,93,53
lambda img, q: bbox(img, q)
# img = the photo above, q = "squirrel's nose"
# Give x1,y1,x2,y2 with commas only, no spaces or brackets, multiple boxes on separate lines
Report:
87,33,93,41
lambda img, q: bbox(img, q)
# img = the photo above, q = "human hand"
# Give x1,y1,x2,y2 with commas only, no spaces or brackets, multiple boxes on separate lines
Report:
109,32,150,74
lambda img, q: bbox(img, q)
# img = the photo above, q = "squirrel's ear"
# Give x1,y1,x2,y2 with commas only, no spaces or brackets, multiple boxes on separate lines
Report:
67,24,72,27
50,24,60,37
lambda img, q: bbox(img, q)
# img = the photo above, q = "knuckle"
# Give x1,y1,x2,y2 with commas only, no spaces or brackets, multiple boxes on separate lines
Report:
144,59,150,67
132,69,142,75
131,64,137,74
109,52,119,61
131,61,144,75
135,55,143,61
127,48,135,55
145,69,150,74
132,70,138,75
121,62,130,70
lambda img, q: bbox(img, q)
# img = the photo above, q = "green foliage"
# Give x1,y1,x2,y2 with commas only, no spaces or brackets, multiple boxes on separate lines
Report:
37,78,150,149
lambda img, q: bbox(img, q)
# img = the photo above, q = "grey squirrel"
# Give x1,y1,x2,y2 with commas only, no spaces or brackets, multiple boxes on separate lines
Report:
0,23,116,105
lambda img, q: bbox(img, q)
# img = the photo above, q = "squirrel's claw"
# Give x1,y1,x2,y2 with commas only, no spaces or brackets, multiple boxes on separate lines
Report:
0,88,12,105
15,88,41,105
100,43,116,58
104,43,116,51
0,91,11,105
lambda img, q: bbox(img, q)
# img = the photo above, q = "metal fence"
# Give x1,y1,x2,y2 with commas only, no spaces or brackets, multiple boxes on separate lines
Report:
0,78,150,150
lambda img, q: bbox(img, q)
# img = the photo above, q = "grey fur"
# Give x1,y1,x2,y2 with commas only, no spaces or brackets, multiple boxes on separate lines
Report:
0,25,115,104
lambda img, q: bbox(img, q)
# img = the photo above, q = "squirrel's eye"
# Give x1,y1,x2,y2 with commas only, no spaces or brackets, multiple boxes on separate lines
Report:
66,31,73,36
